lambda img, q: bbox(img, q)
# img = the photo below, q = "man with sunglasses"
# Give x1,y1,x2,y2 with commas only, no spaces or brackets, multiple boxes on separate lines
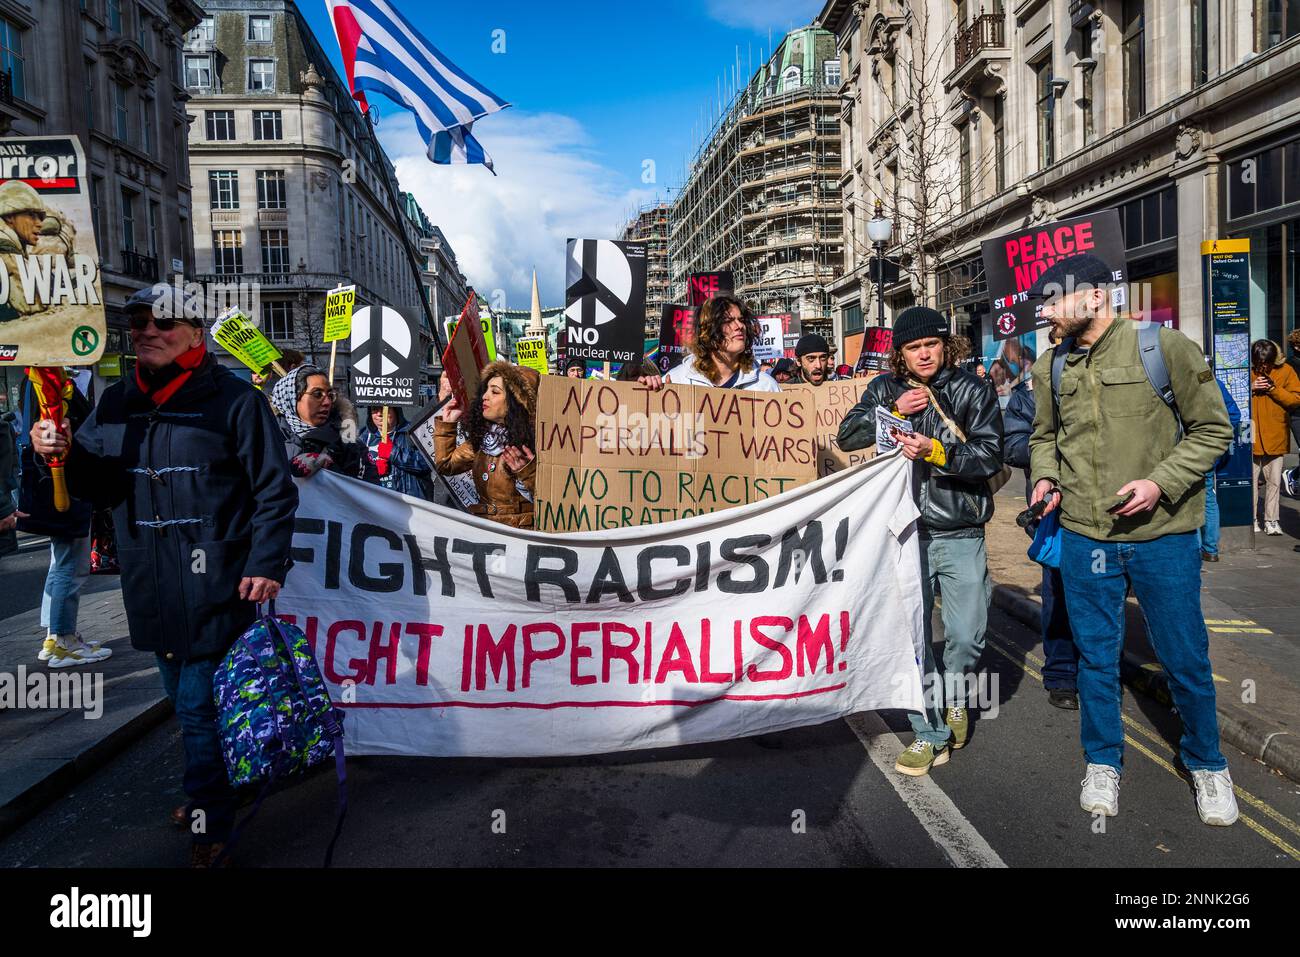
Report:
29,282,298,867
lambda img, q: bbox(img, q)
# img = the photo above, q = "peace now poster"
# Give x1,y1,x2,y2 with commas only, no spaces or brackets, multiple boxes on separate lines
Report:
276,455,926,758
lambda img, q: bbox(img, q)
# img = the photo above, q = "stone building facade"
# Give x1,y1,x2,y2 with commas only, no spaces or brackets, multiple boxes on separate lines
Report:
184,0,435,384
0,0,204,411
820,0,1300,363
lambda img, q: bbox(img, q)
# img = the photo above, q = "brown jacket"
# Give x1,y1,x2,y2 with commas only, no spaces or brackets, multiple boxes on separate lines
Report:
433,361,540,528
1252,357,1300,456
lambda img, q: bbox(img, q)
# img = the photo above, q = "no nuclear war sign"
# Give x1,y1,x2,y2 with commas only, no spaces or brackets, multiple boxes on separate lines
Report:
349,305,419,406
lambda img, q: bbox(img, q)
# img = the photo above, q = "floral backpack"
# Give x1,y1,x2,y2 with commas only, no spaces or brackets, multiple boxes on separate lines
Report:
213,604,347,866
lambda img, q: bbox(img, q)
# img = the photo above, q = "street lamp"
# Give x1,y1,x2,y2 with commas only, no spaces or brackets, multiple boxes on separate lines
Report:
866,200,894,328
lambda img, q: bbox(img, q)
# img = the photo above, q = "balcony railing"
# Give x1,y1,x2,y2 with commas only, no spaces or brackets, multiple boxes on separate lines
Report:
954,13,1006,70
121,249,159,282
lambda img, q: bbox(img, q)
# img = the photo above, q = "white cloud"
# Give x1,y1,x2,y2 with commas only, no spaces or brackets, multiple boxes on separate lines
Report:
382,110,659,314
703,0,824,33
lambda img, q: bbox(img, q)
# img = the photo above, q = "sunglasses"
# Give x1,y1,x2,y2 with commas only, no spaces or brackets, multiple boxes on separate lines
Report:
128,314,190,332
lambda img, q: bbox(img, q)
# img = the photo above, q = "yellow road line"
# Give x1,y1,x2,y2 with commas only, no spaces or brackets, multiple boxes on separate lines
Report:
985,633,1300,862
1205,620,1257,626
1209,627,1272,634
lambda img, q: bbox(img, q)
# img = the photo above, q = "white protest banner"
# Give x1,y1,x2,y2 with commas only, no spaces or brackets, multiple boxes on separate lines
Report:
277,455,925,758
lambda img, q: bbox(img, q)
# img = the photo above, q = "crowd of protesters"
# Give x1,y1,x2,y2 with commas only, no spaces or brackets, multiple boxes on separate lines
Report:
16,260,1300,865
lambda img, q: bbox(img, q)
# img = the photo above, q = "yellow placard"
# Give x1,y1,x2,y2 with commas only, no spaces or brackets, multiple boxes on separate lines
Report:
324,285,357,342
515,337,548,375
96,353,122,377
479,314,497,362
212,309,282,372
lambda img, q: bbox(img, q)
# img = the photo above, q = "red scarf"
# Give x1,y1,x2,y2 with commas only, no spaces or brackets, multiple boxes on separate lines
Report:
134,341,208,407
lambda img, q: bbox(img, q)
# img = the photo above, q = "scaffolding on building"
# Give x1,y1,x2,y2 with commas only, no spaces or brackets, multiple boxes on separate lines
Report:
669,28,843,344
619,202,671,340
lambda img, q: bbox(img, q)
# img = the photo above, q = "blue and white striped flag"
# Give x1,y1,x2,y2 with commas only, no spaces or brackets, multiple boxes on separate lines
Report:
327,0,509,173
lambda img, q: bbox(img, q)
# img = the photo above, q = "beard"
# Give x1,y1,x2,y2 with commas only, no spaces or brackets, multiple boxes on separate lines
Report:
1051,309,1094,340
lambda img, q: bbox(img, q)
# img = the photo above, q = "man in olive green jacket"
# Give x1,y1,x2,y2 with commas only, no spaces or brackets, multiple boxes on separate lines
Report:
1026,253,1237,829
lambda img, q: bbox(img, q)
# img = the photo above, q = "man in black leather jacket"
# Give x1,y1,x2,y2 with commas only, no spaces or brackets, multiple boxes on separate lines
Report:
839,306,1004,776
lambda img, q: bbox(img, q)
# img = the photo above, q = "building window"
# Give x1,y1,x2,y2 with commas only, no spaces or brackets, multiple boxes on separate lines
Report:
113,83,129,142
1122,0,1146,122
184,54,212,90
1257,0,1300,50
843,302,864,335
0,17,24,101
992,96,1005,193
121,187,136,252
260,229,290,273
136,2,148,48
148,200,160,256
107,0,122,33
248,59,275,92
248,15,272,42
825,59,841,87
1035,58,1054,170
959,123,972,210
256,170,287,209
1078,25,1095,144
205,109,235,141
209,170,240,210
212,230,243,275
252,110,282,140
140,97,153,155
90,176,104,248
1192,0,1210,85
85,67,95,130
261,301,293,340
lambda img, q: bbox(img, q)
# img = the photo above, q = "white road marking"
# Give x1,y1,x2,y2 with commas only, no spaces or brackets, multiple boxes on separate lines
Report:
845,711,1007,869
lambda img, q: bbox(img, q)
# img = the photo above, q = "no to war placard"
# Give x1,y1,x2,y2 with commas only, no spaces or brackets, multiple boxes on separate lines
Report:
324,284,357,342
211,308,282,372
515,336,548,375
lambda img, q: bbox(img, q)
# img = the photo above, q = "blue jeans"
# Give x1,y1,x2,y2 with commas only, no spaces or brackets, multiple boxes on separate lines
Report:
41,535,91,636
1059,528,1226,773
157,655,239,844
1040,564,1078,690
1199,471,1220,556
909,536,992,748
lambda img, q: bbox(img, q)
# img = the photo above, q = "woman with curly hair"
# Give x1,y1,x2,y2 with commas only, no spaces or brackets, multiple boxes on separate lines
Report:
663,295,780,392
434,361,540,528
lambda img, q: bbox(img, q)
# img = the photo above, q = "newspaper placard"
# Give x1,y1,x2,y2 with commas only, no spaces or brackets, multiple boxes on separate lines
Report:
323,285,356,343
515,336,548,375
211,308,282,372
534,377,818,531
0,135,106,366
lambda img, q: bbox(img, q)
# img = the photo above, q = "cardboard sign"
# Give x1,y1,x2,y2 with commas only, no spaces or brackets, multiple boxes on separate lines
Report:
783,380,876,476
534,377,818,532
0,135,106,366
564,239,647,364
982,210,1127,340
753,315,787,362
515,336,548,375
277,460,926,757
854,327,893,374
211,308,282,372
440,293,490,412
348,305,419,406
323,284,357,342
686,270,733,307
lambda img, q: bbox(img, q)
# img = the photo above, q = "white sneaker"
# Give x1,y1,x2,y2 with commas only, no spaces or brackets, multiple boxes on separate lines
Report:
37,635,56,662
1080,763,1120,816
1192,768,1239,826
46,634,112,669
1253,521,1262,533
1265,521,1283,536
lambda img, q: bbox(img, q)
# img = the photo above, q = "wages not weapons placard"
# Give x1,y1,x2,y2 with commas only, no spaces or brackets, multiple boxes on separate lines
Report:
277,460,925,758
0,135,106,365
534,377,818,532
350,305,419,406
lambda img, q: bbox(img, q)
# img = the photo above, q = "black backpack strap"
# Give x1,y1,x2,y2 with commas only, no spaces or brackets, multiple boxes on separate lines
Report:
1050,337,1074,433
1137,323,1180,428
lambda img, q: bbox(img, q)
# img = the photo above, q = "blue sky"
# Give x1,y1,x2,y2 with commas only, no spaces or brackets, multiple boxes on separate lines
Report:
299,0,824,309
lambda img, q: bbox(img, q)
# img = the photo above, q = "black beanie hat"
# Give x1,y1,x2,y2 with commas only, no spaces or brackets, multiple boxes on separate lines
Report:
892,306,949,347
795,333,830,357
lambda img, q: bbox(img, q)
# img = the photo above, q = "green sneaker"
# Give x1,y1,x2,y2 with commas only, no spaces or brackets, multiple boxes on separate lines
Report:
946,707,969,749
894,739,950,776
